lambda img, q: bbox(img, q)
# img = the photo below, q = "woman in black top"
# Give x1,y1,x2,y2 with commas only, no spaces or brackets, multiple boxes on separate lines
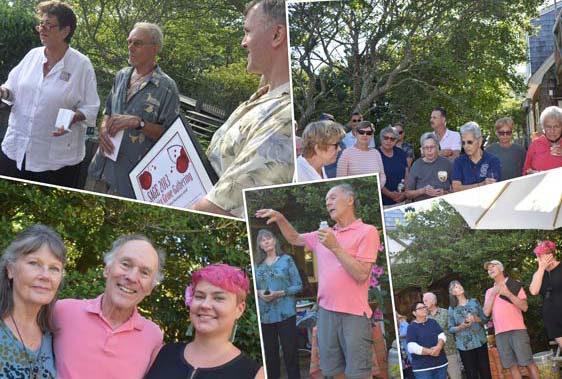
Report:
145,264,264,379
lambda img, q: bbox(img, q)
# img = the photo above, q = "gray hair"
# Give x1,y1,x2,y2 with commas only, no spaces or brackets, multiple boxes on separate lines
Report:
379,125,399,142
0,224,67,332
419,132,439,148
460,121,482,139
540,106,562,129
328,183,358,209
104,234,165,286
255,229,284,264
244,0,286,25
133,22,164,52
448,280,463,308
423,291,437,305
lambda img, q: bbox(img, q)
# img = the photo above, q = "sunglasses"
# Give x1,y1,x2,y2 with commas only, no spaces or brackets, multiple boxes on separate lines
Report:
357,129,373,136
383,135,397,141
326,142,340,149
351,119,362,122
462,140,476,145
35,21,61,32
497,130,512,136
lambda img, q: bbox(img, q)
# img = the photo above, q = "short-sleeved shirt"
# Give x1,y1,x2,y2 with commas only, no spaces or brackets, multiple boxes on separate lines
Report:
427,307,457,356
438,128,461,154
255,254,303,324
452,150,501,185
522,135,562,174
205,83,294,218
485,142,526,180
53,295,163,379
484,283,527,335
0,320,56,378
377,147,407,205
2,46,100,171
302,219,379,317
406,156,452,201
88,65,180,198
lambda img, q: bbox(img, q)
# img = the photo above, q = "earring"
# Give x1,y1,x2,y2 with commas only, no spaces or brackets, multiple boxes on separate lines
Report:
186,323,193,337
230,321,238,342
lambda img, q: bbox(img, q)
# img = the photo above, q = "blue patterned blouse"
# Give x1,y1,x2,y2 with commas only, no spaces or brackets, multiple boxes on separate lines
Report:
255,254,303,324
448,298,488,351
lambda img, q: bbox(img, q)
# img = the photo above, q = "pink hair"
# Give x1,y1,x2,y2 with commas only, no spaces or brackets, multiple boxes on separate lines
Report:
534,240,556,256
185,263,250,307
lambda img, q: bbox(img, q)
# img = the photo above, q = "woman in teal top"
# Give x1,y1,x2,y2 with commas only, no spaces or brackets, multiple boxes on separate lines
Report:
448,280,491,379
255,229,303,379
0,224,66,379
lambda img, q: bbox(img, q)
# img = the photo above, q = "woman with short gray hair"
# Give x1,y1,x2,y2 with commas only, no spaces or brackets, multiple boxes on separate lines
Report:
451,121,501,192
377,126,407,206
523,106,562,175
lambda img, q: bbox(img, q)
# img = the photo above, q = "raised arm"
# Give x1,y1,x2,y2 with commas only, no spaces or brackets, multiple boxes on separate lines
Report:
255,209,305,246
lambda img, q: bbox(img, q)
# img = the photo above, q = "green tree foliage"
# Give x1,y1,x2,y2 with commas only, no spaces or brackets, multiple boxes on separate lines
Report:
0,0,40,82
390,200,562,350
290,0,541,139
0,178,262,360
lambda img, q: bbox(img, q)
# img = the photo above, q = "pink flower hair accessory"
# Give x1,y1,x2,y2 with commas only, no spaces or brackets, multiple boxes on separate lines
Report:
185,284,194,307
533,240,556,256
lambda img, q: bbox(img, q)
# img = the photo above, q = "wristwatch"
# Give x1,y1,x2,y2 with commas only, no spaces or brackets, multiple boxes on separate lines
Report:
136,118,145,131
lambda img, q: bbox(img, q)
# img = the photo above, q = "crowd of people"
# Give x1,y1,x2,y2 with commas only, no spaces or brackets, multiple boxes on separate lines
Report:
398,240,561,379
0,224,263,378
296,106,562,207
0,0,294,219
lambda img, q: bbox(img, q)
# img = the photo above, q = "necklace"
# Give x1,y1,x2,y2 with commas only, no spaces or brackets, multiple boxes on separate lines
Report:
9,314,41,379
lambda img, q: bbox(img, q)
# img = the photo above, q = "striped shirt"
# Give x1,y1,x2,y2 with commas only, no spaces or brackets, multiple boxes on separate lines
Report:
336,146,386,186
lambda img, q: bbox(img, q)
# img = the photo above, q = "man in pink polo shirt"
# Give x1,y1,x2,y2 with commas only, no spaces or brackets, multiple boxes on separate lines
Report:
53,235,165,379
483,260,539,379
256,183,380,379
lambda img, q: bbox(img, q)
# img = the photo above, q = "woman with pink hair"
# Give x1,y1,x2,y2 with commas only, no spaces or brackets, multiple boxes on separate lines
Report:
145,263,264,379
529,240,562,349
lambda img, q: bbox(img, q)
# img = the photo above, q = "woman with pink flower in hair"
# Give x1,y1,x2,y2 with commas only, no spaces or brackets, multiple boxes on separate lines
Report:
529,240,562,349
145,263,264,379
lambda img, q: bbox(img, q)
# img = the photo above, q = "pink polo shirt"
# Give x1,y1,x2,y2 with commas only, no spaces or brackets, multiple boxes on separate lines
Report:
302,219,379,317
522,135,562,174
53,295,163,379
484,286,527,334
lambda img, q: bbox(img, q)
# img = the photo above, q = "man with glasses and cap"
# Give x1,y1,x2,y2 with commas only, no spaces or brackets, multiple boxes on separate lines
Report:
485,117,526,180
483,260,540,379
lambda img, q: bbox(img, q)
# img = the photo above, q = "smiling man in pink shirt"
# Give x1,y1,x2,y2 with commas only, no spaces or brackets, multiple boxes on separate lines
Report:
256,183,380,379
53,235,165,379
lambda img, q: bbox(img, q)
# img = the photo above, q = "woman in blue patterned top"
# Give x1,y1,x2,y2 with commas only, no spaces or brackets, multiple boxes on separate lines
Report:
255,229,303,379
0,224,66,379
448,280,491,379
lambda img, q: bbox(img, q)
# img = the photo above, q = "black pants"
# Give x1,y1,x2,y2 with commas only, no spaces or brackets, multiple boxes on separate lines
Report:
459,343,492,379
0,149,81,188
261,315,301,379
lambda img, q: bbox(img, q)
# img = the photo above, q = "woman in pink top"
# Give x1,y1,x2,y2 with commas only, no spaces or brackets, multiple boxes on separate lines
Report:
336,121,386,186
523,106,562,175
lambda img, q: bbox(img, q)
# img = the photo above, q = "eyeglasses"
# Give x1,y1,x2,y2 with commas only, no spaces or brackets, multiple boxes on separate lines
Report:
544,124,562,130
497,130,512,136
128,39,155,48
422,145,437,150
326,142,340,149
35,21,60,32
462,140,475,145
383,135,397,141
415,305,427,311
357,129,373,136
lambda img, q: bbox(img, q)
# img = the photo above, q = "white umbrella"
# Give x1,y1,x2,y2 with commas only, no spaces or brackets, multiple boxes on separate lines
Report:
444,167,562,230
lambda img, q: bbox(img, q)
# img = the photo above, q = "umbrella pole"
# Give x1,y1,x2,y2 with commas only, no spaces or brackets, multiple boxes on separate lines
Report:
474,182,511,227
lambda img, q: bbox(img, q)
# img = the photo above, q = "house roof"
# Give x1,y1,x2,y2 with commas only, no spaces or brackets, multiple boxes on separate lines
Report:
528,4,562,76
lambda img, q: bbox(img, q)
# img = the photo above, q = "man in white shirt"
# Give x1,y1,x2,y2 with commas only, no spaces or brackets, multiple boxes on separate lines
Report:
430,107,461,161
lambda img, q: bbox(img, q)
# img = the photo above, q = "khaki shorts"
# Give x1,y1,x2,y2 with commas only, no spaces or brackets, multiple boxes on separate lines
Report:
317,307,373,379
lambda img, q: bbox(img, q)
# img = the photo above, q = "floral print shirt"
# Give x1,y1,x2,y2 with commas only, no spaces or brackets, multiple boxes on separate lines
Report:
206,82,294,218
255,254,303,324
448,298,488,351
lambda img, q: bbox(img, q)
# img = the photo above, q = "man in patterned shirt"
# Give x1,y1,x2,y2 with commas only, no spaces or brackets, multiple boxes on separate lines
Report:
191,0,293,218
87,22,180,198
